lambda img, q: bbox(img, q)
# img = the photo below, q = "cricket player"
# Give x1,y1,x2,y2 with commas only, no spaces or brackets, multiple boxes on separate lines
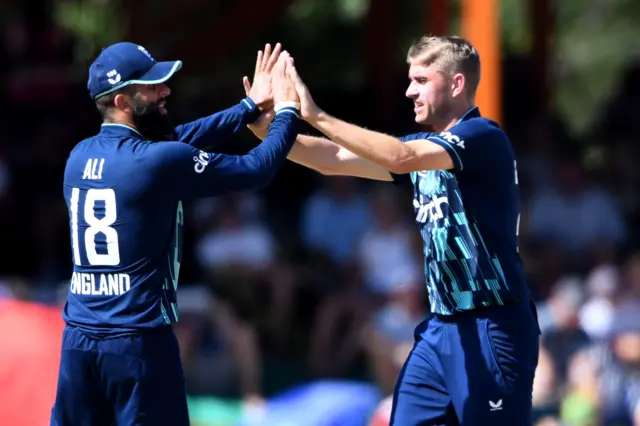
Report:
51,42,300,426
247,36,540,425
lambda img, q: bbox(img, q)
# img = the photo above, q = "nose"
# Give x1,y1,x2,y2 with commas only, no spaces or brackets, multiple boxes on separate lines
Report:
158,83,171,98
405,82,418,99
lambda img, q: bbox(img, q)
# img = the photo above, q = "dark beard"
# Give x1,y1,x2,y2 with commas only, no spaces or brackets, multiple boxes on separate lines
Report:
130,98,176,141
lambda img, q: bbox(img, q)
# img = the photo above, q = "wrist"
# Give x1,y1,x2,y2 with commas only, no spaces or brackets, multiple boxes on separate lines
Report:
274,101,300,112
308,108,327,127
247,96,272,112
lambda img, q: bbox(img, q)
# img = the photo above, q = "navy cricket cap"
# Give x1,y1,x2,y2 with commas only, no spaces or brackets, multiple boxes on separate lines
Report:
88,42,182,99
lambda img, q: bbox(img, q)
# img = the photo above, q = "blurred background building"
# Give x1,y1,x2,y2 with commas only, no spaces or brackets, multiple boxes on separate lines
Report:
1,0,640,425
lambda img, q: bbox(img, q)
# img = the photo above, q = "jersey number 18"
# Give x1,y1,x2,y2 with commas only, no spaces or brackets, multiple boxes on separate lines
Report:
69,188,120,266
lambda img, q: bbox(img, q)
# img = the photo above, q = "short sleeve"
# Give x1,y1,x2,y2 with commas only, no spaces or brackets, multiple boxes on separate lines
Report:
390,132,434,184
425,119,512,175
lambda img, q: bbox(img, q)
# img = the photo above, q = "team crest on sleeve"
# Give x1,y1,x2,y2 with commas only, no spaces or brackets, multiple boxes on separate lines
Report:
193,151,210,173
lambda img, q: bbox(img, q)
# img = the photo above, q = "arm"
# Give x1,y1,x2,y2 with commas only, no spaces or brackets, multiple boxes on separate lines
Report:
310,112,453,174
175,97,261,150
289,135,393,181
246,120,392,181
285,60,454,174
178,42,284,150
154,108,299,200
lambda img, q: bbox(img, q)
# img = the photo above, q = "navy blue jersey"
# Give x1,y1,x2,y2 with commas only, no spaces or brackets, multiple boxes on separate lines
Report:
62,98,299,334
398,107,527,315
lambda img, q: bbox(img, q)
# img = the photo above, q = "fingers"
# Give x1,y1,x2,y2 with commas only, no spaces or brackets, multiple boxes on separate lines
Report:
254,50,263,76
261,44,272,71
286,57,303,87
273,50,289,75
242,76,251,96
264,43,282,72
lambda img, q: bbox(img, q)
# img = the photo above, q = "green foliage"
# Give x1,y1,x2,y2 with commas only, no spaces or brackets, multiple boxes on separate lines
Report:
553,0,640,135
54,0,125,63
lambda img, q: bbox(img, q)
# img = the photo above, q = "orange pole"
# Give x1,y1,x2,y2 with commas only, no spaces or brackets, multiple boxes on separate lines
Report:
461,0,501,124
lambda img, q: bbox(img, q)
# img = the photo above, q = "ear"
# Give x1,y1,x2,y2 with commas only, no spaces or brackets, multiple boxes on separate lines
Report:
450,73,466,98
113,93,138,114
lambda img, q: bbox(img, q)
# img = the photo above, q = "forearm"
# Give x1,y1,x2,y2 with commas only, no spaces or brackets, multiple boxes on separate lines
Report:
288,134,393,181
242,110,300,183
288,135,342,174
311,111,412,173
177,97,260,150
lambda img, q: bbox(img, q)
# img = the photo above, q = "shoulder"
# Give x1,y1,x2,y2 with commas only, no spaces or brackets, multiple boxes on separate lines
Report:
67,136,95,157
446,117,507,143
398,131,435,142
134,141,196,166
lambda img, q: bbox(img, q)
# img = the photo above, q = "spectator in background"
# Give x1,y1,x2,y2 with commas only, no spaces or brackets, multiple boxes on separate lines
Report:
196,194,298,345
301,176,371,265
363,271,425,394
537,276,592,383
197,195,276,274
579,264,620,340
532,345,561,423
307,264,371,378
595,302,640,425
174,286,263,403
560,349,600,426
358,185,420,297
624,253,640,301
528,157,625,264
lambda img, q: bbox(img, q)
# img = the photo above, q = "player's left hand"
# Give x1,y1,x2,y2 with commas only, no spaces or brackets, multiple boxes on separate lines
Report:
286,57,323,123
244,42,282,112
243,75,274,140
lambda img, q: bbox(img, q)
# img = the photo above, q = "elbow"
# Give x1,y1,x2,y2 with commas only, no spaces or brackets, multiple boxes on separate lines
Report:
387,160,413,175
387,148,417,174
315,165,339,176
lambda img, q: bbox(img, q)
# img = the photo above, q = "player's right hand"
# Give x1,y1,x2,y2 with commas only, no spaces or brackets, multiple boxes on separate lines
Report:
272,51,300,105
244,43,282,111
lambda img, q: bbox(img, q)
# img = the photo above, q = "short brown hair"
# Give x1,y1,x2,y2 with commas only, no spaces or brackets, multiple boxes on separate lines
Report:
95,85,137,121
407,35,481,97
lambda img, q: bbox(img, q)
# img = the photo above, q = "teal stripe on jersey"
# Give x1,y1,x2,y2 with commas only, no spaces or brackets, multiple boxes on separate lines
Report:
455,236,472,259
453,212,467,226
473,223,508,291
492,258,508,285
432,228,448,261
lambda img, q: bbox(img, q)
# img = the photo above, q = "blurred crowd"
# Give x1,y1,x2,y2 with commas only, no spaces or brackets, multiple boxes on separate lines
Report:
2,7,640,426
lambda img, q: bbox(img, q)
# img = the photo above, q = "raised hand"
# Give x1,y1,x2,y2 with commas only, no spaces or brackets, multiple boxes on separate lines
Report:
286,57,322,122
272,51,299,105
244,43,282,111
243,76,274,140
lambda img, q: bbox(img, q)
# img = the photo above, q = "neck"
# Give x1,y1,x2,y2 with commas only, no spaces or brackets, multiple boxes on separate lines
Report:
103,114,137,131
431,101,475,133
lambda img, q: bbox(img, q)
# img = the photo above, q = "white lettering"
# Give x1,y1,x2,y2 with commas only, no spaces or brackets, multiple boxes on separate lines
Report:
413,195,449,223
439,131,465,149
193,151,210,173
69,272,131,296
82,159,105,180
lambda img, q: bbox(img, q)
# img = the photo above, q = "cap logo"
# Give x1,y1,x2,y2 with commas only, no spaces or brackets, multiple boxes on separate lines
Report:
137,45,154,61
106,69,121,85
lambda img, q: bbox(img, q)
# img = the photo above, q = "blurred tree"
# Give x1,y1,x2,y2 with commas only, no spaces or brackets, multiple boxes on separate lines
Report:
53,0,126,63
553,0,640,136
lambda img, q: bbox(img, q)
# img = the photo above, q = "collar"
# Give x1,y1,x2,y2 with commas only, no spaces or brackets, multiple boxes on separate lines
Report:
456,106,481,124
99,123,145,139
